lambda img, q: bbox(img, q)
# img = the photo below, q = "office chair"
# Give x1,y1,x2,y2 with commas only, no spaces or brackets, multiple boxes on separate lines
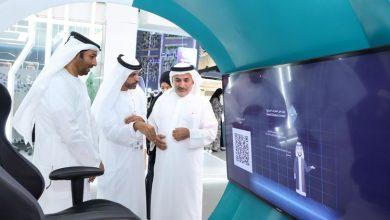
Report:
0,83,140,219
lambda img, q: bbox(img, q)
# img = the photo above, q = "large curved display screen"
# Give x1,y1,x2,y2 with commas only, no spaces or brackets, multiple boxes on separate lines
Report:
223,46,390,219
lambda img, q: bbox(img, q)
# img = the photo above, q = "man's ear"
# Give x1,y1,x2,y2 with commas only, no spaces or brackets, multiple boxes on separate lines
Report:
77,51,85,60
74,53,81,61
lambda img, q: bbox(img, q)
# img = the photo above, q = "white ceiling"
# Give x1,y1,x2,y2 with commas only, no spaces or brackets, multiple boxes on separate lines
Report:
0,0,133,32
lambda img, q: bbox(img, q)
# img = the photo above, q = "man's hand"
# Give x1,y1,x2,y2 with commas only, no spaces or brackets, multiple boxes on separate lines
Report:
155,134,167,150
134,121,157,142
124,115,145,124
88,162,104,183
99,161,105,171
172,127,190,141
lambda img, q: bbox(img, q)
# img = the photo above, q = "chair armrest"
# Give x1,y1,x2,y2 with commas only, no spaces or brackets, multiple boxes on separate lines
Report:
49,166,104,206
49,166,103,181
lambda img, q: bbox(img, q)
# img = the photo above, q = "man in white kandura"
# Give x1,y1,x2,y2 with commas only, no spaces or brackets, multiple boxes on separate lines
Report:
149,63,218,220
13,31,102,213
92,54,156,219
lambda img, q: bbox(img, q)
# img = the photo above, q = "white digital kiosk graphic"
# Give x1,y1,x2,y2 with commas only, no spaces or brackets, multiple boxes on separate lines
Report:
294,142,315,196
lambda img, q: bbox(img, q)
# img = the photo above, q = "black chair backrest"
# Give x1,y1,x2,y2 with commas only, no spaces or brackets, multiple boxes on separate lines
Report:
0,166,44,219
0,83,44,199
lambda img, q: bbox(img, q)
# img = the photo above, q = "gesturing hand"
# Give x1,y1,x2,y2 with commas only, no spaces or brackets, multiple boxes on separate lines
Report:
124,115,144,124
172,127,190,141
155,134,167,150
134,121,157,142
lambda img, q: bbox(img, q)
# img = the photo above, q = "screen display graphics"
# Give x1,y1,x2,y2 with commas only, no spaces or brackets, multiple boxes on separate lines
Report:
223,46,390,219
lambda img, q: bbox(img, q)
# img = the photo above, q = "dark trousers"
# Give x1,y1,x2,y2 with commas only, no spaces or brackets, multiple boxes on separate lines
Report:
145,146,156,219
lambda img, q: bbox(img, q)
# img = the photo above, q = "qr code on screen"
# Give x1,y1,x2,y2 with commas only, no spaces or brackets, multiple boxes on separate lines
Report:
234,133,250,165
232,128,253,173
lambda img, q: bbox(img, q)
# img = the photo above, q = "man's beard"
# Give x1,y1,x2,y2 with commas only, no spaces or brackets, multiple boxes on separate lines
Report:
81,69,89,76
80,65,93,76
127,83,137,89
